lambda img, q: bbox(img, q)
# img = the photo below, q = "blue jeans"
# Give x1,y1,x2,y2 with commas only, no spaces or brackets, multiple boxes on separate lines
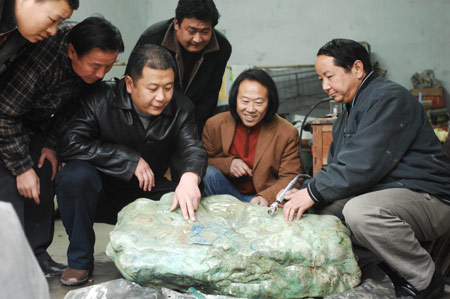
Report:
203,165,254,202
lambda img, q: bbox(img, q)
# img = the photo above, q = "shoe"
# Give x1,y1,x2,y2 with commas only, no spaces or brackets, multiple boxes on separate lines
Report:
379,262,445,298
60,267,91,286
39,258,67,276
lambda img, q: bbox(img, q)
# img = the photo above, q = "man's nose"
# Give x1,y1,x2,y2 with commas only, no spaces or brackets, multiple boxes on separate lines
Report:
192,32,202,43
321,79,331,92
95,67,107,80
154,89,165,101
46,23,58,36
246,103,256,112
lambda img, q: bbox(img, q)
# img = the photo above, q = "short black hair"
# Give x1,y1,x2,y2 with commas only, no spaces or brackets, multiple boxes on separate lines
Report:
229,68,279,123
36,0,79,10
68,16,124,57
317,38,372,74
175,0,220,27
64,0,79,10
125,44,177,82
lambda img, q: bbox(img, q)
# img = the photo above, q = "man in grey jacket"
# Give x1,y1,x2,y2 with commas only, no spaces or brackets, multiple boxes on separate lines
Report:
282,39,450,299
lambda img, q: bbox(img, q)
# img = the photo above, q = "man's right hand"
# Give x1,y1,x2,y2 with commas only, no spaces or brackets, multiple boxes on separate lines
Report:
134,157,155,191
230,158,252,178
16,169,40,204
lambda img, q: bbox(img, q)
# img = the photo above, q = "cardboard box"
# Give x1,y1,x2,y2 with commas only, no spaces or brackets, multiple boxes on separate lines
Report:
410,88,445,108
411,88,444,96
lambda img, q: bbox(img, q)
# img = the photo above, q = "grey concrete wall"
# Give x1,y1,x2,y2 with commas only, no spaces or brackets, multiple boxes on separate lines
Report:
71,0,450,107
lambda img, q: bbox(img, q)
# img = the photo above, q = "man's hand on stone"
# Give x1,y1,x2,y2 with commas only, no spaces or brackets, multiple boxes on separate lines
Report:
171,172,201,222
39,147,60,181
250,196,268,206
134,157,155,191
230,158,252,178
282,188,315,222
16,169,40,204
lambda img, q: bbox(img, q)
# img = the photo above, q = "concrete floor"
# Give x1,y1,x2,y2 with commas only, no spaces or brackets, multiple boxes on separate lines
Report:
47,220,122,299
47,219,450,299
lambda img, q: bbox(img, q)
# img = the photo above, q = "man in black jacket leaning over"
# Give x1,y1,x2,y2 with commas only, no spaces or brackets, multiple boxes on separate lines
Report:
282,39,450,299
55,44,207,286
133,0,231,133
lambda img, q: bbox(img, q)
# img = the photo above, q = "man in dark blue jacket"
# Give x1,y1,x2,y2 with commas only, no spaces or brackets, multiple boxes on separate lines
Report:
133,0,232,133
55,44,207,286
282,39,450,299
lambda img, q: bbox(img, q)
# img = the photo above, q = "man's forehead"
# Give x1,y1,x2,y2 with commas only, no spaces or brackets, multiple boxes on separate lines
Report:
82,49,118,63
180,18,212,29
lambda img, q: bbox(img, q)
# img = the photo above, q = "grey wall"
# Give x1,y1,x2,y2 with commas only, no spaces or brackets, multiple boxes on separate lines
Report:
71,0,450,99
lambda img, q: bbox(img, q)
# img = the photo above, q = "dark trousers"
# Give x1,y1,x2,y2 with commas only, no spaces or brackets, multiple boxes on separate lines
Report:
55,160,177,270
0,134,55,263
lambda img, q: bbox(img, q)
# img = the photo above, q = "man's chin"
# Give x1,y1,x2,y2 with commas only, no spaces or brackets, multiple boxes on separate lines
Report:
83,78,101,84
186,45,205,53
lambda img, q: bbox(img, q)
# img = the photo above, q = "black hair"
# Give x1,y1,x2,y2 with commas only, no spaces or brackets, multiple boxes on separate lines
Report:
65,0,79,10
36,0,79,10
125,44,177,81
175,0,220,27
68,16,124,57
317,38,372,74
229,68,279,123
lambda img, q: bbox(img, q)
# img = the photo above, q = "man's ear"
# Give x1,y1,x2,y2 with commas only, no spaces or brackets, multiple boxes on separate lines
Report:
353,60,366,79
67,43,76,60
125,75,134,94
174,18,180,30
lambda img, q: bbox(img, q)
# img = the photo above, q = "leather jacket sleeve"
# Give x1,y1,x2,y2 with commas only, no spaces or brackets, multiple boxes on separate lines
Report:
169,105,208,182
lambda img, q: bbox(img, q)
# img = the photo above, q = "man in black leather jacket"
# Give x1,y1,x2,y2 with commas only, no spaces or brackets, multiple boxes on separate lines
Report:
55,44,207,286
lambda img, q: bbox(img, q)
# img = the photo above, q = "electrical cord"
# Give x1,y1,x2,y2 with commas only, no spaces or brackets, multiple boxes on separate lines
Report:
298,97,333,174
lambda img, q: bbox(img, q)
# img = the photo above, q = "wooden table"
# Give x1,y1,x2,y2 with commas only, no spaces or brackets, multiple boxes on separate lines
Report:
310,118,336,175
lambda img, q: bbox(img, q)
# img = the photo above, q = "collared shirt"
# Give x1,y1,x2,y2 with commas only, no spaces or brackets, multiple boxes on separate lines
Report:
0,22,86,176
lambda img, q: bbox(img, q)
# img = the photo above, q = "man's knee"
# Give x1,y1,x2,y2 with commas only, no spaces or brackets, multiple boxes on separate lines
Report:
55,160,101,195
342,198,373,234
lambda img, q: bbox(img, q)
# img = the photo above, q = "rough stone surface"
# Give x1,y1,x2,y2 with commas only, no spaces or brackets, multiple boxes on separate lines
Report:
106,193,361,298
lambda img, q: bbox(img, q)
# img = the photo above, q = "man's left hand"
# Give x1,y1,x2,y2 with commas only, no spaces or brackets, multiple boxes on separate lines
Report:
39,147,61,181
171,172,201,222
282,188,315,222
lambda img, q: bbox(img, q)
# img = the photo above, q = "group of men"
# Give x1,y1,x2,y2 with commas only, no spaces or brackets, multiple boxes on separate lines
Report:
1,0,449,298
0,0,230,290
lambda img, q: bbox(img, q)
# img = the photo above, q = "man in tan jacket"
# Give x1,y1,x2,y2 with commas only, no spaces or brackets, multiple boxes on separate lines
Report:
202,68,301,206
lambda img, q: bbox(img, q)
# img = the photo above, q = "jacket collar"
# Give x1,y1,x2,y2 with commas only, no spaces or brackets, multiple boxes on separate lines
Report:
0,0,17,35
161,19,220,56
114,78,174,117
351,71,376,108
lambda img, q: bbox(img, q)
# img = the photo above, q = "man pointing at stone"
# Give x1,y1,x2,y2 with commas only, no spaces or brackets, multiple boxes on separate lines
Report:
55,44,207,286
